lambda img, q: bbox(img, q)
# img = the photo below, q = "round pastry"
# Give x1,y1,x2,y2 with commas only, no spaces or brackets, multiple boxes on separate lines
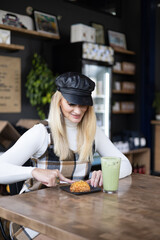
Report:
70,180,91,192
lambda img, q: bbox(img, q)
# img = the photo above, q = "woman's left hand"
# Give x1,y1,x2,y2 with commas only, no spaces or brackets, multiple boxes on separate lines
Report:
87,170,103,187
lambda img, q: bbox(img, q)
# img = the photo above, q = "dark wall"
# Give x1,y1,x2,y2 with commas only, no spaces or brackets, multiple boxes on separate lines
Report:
0,0,141,133
122,0,142,132
155,2,160,91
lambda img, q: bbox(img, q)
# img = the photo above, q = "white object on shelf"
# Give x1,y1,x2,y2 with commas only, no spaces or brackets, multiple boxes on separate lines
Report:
121,102,135,111
114,141,129,153
156,114,160,120
0,10,34,30
134,137,140,147
114,81,121,90
140,138,146,147
70,23,96,43
94,104,99,111
113,62,121,71
0,29,10,44
112,102,120,111
121,61,136,73
82,42,114,64
97,81,103,95
121,81,135,91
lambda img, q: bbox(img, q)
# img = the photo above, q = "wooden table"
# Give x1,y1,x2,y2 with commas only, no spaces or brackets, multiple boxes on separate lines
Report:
0,174,160,240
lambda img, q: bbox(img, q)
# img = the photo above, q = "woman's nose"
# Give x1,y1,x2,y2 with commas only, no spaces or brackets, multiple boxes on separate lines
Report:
73,106,82,114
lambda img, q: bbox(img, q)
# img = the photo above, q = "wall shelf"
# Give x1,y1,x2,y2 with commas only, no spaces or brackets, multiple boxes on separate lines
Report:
124,148,150,174
0,24,60,40
112,110,135,114
112,89,135,94
112,48,136,127
112,46,136,55
0,43,24,51
112,69,135,75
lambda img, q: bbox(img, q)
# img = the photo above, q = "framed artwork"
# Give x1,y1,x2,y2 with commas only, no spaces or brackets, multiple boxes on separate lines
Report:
0,56,21,113
91,22,105,45
108,30,127,49
34,10,60,37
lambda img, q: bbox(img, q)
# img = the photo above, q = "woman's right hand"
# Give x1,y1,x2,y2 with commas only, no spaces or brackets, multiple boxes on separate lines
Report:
31,168,73,187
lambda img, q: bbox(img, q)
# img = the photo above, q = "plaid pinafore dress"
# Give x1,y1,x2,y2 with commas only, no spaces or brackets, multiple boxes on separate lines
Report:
9,123,95,239
22,123,94,192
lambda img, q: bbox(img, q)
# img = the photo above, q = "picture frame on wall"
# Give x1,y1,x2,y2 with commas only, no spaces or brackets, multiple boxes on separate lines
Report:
34,10,60,37
91,22,105,45
108,30,127,49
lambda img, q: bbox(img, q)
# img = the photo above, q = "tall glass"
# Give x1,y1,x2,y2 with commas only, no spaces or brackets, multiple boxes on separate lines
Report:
101,157,121,194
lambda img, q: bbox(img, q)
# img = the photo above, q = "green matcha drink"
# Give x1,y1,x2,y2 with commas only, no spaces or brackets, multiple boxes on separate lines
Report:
101,157,121,193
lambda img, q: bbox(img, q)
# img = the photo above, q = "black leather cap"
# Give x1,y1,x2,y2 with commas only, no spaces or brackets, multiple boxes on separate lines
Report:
55,72,95,106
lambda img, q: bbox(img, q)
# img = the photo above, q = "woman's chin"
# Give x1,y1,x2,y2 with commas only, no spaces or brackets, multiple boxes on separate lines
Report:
70,117,82,123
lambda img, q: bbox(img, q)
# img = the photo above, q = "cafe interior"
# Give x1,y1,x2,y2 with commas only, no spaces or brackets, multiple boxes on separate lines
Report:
0,0,160,239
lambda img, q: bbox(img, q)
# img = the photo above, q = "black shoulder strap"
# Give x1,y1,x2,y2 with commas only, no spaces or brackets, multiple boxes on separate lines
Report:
40,120,48,126
40,120,53,144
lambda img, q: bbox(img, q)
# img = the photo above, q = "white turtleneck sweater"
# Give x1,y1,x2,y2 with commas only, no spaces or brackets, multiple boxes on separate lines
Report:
0,119,132,184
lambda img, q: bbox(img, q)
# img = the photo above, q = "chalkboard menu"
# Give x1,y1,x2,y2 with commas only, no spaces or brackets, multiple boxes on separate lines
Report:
0,56,21,112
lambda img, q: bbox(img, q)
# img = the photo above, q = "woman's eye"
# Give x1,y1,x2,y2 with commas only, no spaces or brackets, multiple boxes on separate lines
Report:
68,103,75,106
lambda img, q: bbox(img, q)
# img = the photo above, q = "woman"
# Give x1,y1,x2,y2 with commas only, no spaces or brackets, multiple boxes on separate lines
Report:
0,72,132,239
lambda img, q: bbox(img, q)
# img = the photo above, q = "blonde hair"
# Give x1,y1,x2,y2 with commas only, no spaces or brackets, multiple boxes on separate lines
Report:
48,91,96,162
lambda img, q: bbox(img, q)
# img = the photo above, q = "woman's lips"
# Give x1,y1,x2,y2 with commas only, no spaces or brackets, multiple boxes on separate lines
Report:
71,114,81,119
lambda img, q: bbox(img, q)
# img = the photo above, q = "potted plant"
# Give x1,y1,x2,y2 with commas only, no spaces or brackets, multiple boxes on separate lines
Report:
26,53,58,119
152,91,160,120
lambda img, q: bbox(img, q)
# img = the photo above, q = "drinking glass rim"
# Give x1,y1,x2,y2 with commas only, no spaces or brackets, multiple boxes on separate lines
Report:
101,157,121,162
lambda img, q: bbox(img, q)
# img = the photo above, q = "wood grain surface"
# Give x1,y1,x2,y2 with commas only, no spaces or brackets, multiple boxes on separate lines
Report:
0,174,159,240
